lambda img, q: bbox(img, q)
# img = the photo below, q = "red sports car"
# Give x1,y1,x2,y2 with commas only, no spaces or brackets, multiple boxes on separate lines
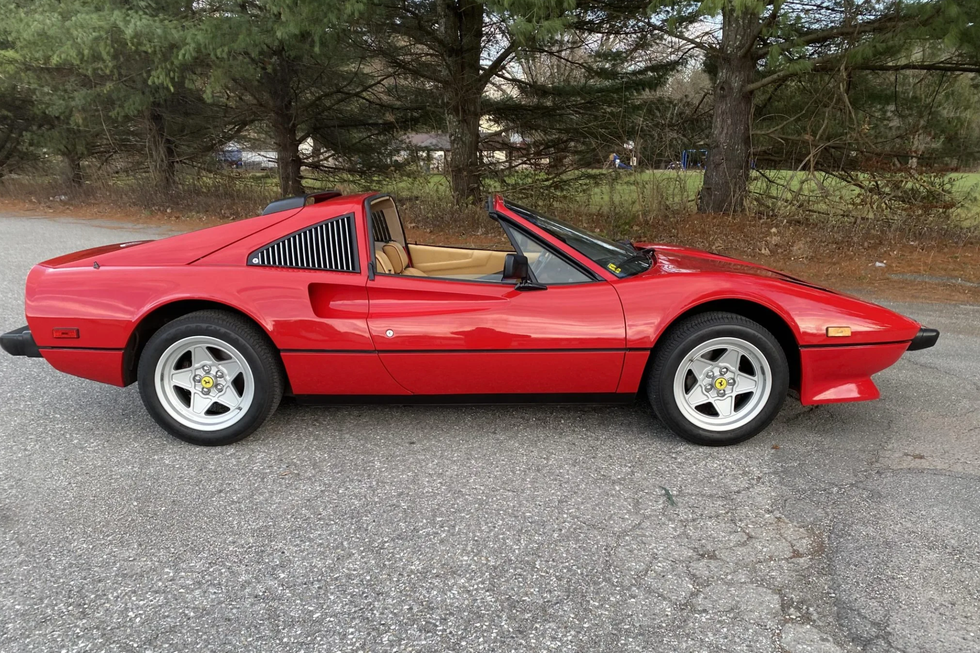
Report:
2,192,938,446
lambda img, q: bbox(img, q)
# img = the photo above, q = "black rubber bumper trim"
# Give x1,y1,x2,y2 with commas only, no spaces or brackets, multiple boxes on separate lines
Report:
907,327,940,351
1,326,42,358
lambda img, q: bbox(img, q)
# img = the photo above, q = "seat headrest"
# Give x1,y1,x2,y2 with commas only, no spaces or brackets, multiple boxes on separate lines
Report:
375,251,394,274
382,242,409,273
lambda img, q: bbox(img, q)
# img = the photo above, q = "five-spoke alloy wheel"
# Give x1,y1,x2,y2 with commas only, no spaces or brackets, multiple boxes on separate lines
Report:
138,310,283,446
648,311,789,446
154,336,255,432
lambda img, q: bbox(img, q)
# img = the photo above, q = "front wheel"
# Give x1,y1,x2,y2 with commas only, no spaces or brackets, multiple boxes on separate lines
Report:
137,310,284,446
648,312,789,446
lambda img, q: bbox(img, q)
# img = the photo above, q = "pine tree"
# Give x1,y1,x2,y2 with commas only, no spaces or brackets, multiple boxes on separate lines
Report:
646,0,980,214
0,0,238,191
180,0,382,197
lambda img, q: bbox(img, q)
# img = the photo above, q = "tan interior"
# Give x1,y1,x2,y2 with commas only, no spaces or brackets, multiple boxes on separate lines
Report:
369,197,406,243
381,242,426,276
382,242,408,270
407,244,511,276
375,251,395,274
370,195,510,280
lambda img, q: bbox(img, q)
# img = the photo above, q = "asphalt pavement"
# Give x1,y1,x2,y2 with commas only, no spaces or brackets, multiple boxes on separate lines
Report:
1,213,978,653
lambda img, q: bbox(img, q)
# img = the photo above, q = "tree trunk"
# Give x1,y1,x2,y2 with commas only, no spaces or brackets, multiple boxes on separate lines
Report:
0,122,24,176
265,56,306,198
64,154,83,188
272,112,305,197
698,4,759,214
442,0,484,205
146,104,178,192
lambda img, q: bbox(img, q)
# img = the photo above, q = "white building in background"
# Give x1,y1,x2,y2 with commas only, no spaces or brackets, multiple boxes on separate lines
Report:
240,150,277,170
396,131,539,172
398,133,451,172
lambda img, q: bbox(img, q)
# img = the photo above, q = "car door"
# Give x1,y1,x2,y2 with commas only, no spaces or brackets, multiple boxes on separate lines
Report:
366,266,627,396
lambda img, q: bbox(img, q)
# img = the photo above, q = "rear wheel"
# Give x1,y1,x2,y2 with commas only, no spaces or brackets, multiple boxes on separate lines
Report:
137,310,283,446
648,312,789,446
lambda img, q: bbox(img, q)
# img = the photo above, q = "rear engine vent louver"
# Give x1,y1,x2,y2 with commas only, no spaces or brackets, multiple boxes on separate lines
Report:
248,213,358,272
371,211,392,243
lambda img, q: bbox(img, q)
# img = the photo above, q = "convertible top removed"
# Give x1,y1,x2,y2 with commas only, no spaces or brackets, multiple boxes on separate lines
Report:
2,192,936,446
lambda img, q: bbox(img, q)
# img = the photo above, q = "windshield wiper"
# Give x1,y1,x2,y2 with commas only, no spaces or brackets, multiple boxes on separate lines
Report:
618,248,655,272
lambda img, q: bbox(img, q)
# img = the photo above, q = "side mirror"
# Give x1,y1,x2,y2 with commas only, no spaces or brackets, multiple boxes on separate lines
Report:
502,253,529,282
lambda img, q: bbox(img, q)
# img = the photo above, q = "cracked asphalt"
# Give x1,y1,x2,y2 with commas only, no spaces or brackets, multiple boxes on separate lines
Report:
1,213,978,652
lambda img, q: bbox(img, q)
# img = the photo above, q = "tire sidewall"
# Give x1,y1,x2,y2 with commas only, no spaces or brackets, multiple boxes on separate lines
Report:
138,318,277,446
654,321,789,446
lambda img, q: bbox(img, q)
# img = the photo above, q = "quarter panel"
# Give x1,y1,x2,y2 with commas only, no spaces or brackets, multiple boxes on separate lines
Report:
25,265,376,352
196,196,373,273
40,349,126,387
46,208,308,269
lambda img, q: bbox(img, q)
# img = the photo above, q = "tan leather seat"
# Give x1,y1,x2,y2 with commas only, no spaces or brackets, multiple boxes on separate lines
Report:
375,251,395,274
382,242,426,277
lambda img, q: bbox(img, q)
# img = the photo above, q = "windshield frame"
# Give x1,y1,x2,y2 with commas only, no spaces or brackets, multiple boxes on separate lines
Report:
500,199,654,279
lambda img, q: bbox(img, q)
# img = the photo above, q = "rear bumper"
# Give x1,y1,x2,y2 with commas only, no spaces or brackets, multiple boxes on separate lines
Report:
907,327,939,351
1,326,41,358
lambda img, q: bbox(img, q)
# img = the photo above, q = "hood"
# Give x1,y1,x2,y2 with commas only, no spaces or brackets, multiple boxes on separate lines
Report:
39,207,304,269
633,243,921,347
641,243,831,292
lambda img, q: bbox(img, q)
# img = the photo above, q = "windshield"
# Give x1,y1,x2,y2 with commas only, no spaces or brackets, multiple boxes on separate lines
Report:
502,200,653,278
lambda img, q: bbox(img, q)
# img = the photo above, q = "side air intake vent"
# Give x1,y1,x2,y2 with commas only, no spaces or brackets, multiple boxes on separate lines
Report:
248,213,358,272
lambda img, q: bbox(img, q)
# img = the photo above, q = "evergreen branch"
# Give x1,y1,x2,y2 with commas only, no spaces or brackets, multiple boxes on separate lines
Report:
846,63,980,74
744,53,842,93
751,15,908,60
741,0,785,59
648,25,720,56
478,41,517,90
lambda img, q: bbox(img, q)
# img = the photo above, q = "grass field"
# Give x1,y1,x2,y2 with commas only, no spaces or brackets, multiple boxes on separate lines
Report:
4,165,978,238
332,168,980,239
316,168,980,217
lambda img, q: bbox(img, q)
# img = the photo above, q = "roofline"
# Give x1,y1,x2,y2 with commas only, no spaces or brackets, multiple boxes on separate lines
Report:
261,190,381,216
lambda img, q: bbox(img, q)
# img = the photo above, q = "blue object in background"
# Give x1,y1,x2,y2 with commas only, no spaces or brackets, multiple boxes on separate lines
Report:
216,147,244,168
681,149,707,170
612,154,633,171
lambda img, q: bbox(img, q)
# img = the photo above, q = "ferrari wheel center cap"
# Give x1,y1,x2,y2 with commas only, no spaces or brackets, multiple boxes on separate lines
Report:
714,377,728,390
200,376,215,389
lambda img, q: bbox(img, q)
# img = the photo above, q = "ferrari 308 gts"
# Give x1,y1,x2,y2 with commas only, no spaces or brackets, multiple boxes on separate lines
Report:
1,192,938,446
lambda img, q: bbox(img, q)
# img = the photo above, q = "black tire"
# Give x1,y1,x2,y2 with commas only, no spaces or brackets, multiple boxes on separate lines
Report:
137,310,284,446
647,311,789,446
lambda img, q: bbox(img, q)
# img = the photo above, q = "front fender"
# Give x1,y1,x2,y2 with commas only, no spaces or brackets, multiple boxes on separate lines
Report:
614,272,920,349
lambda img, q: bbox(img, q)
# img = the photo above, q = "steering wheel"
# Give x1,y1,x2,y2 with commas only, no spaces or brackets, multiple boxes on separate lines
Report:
530,250,555,278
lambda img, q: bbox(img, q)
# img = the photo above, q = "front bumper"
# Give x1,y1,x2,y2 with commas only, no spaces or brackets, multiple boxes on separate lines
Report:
907,327,940,351
0,326,42,358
